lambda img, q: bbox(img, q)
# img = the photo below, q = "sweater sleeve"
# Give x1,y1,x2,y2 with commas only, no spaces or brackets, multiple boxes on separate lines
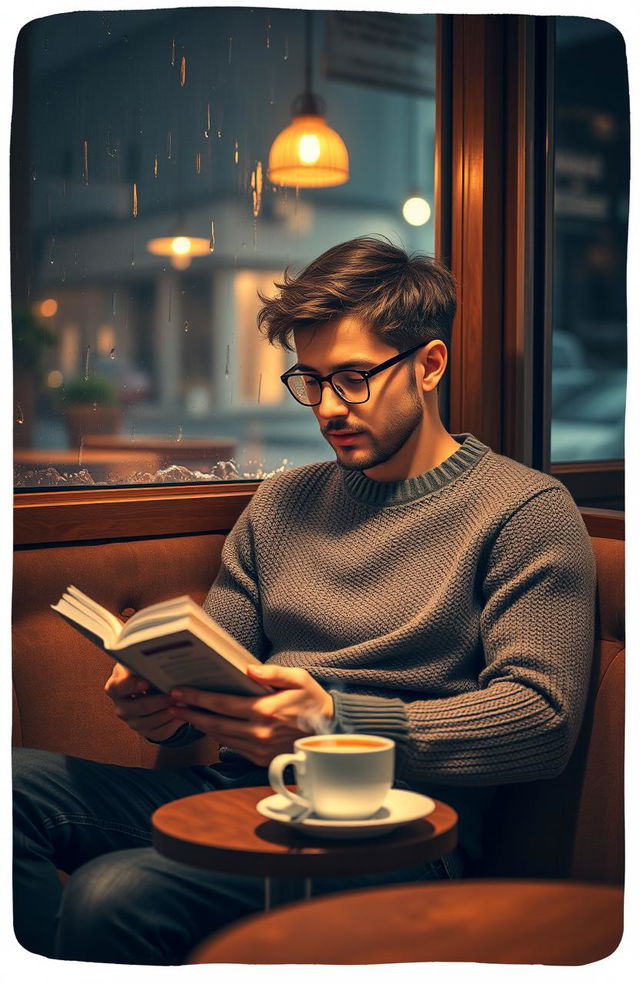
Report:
201,499,271,660
333,487,597,786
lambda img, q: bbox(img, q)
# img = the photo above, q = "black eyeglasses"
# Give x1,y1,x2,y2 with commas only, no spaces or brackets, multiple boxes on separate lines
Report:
281,342,427,407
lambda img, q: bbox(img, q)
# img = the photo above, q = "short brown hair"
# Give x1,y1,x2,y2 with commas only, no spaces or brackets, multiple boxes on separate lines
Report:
257,235,457,353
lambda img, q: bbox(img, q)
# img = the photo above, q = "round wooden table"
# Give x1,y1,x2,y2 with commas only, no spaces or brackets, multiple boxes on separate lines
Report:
152,786,457,909
189,879,624,966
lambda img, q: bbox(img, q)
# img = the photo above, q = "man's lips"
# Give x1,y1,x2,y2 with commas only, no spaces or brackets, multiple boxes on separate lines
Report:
326,430,365,443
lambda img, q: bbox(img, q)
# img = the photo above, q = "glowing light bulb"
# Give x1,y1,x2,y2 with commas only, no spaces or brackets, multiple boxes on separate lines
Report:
402,196,431,227
298,134,321,165
171,236,192,255
47,370,64,388
39,298,58,317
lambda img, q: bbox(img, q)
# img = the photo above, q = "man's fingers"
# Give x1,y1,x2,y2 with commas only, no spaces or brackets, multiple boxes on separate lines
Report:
106,674,151,699
169,687,257,720
121,708,176,732
114,693,173,720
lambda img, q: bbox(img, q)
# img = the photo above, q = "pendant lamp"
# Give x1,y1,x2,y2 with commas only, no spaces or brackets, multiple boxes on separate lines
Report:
147,217,212,270
268,12,349,188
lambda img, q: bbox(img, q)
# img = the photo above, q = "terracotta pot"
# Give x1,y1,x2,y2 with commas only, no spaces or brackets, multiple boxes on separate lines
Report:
63,404,123,450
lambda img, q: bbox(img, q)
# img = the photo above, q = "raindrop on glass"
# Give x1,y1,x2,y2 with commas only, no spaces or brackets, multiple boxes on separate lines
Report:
78,437,84,469
176,425,183,443
82,139,89,185
49,236,56,265
132,183,138,217
234,140,239,165
284,37,289,60
217,128,222,139
167,131,172,160
251,160,263,218
180,56,186,87
228,36,233,63
195,152,201,175
92,402,97,411
266,17,271,48
209,221,216,251
184,321,189,333
171,38,176,67
154,154,158,178
168,284,173,322
225,344,230,377
111,290,117,315
205,103,211,138
16,402,24,425
257,373,262,404
31,167,37,182
84,346,91,382
110,348,116,360
131,230,136,267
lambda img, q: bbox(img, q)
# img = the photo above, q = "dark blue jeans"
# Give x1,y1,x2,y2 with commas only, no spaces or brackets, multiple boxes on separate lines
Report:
13,746,463,965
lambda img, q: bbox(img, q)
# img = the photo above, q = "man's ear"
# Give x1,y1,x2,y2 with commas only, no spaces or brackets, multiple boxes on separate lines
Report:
419,340,448,392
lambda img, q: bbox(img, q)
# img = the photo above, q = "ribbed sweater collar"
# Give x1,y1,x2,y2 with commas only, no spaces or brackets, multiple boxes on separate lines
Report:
340,433,489,506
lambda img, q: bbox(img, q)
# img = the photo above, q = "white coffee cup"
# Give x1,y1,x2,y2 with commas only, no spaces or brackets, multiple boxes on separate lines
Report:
268,734,395,820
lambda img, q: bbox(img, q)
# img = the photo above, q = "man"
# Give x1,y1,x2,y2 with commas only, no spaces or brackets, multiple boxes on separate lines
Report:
13,236,596,964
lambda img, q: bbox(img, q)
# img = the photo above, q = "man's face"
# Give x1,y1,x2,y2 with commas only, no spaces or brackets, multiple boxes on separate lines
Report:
292,316,426,476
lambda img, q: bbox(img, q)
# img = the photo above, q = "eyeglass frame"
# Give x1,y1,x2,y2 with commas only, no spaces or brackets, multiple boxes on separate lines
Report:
280,341,428,406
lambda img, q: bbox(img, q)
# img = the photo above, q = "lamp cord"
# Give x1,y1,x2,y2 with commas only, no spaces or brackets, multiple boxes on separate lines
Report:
305,10,313,95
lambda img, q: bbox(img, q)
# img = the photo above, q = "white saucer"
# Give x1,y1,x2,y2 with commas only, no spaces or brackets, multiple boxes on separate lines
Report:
256,789,436,840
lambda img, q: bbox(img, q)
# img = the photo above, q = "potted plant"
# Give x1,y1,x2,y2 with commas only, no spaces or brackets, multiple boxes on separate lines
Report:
60,374,123,450
13,308,55,447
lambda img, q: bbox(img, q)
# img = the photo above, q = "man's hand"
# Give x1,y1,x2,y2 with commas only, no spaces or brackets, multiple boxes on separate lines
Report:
168,664,334,767
104,662,184,743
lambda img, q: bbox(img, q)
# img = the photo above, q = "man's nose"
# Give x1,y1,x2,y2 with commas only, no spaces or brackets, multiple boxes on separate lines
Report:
316,380,349,417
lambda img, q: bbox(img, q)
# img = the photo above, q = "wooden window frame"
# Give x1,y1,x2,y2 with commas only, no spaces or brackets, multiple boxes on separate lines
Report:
437,13,624,510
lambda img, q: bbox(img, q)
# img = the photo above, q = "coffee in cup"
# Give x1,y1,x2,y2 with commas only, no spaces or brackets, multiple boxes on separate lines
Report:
268,733,395,820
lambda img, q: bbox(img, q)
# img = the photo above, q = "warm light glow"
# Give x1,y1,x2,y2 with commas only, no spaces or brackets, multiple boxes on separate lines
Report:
171,236,192,255
39,298,58,318
47,370,64,388
402,196,432,226
171,254,192,270
97,323,116,356
268,115,349,187
147,235,211,257
298,134,321,164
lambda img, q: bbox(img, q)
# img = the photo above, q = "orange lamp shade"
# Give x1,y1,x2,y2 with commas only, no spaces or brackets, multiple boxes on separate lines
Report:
268,114,349,188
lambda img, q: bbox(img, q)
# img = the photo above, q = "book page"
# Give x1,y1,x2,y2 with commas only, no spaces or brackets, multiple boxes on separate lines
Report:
65,585,124,640
51,595,116,649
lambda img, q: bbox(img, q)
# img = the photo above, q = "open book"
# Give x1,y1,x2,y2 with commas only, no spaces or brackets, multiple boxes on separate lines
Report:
51,585,268,697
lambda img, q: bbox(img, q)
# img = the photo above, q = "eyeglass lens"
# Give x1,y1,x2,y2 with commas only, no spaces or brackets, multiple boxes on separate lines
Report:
288,372,369,406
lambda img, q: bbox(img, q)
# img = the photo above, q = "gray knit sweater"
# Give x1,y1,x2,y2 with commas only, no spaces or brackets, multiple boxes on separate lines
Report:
193,433,595,855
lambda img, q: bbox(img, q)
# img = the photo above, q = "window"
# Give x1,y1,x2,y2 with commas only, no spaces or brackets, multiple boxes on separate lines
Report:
12,8,437,490
551,18,627,464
